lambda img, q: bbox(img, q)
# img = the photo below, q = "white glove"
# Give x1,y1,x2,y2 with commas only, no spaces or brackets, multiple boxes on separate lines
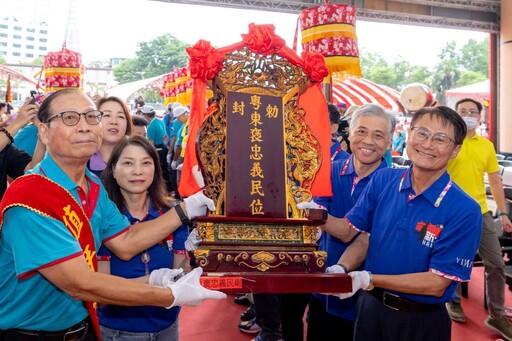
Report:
171,160,178,170
176,163,183,171
166,154,172,164
149,268,184,286
329,271,370,299
166,267,227,308
185,228,201,251
296,200,326,210
183,191,216,220
325,264,346,274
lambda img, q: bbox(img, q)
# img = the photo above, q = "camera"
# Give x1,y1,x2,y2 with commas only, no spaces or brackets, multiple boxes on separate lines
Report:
29,90,37,104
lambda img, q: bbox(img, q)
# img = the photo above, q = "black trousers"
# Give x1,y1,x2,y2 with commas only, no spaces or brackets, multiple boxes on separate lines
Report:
253,293,310,341
355,291,451,341
306,295,354,341
155,145,171,193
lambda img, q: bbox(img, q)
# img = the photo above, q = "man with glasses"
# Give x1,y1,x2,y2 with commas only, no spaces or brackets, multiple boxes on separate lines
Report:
0,89,226,340
300,106,482,340
445,98,512,340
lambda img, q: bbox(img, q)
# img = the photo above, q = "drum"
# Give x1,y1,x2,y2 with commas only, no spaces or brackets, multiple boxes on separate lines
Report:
399,83,434,113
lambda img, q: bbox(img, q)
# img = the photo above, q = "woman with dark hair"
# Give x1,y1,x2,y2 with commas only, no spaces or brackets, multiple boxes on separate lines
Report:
88,96,133,178
98,135,189,341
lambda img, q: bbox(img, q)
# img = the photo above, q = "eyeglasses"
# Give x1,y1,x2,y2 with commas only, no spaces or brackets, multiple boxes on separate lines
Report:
410,127,456,149
457,109,479,116
46,110,103,126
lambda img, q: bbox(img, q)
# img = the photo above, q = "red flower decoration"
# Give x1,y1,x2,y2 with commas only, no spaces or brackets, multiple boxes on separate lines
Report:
241,23,285,55
301,51,329,83
186,40,225,81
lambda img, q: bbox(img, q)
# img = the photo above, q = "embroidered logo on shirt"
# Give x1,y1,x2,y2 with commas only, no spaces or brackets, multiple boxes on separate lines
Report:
415,221,444,248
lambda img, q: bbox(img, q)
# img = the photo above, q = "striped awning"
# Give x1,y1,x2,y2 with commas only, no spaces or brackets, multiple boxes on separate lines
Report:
331,78,401,112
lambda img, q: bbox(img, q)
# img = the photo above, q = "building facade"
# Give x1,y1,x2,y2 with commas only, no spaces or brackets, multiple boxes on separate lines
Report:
0,16,49,62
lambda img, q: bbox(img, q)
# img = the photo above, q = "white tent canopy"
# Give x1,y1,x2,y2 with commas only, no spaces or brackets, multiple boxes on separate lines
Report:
106,74,166,102
444,80,489,108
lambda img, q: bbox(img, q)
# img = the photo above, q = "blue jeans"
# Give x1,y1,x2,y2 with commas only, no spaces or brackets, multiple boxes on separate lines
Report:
100,321,178,341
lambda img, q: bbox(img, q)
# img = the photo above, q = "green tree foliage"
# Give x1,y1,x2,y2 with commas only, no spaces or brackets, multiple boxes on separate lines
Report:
459,38,488,77
113,34,190,84
360,38,488,103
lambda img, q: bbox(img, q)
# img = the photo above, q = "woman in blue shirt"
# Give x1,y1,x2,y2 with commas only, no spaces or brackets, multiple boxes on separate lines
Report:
98,135,189,341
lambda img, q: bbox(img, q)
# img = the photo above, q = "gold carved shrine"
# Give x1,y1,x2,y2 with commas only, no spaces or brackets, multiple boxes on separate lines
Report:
186,24,351,293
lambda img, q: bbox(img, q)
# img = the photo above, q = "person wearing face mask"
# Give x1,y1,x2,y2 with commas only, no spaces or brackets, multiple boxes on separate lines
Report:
445,98,512,341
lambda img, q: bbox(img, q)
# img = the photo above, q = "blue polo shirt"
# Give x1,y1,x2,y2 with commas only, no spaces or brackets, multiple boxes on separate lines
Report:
0,155,130,331
170,120,183,151
13,123,38,156
147,118,167,146
98,200,188,333
345,167,482,304
315,156,388,320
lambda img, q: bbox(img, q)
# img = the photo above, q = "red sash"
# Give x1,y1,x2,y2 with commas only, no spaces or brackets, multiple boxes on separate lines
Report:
0,174,101,340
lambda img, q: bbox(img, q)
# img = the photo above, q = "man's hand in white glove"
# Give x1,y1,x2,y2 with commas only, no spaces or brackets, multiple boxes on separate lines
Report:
166,154,172,164
296,200,326,210
328,271,370,299
166,267,227,308
183,191,216,220
325,264,346,274
185,228,202,251
171,160,178,170
149,268,184,286
176,163,183,171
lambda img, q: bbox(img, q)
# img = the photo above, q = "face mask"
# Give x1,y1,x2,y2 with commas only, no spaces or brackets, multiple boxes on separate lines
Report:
463,116,479,130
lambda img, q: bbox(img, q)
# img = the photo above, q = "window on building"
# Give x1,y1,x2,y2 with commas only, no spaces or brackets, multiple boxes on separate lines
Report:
0,42,6,47
0,51,6,55
13,43,21,48
26,45,34,49
39,38,47,43
39,46,46,51
27,36,34,41
13,35,21,39
0,33,7,38
13,26,21,31
13,52,20,56
40,30,47,34
27,28,35,33
26,53,34,58
0,24,7,29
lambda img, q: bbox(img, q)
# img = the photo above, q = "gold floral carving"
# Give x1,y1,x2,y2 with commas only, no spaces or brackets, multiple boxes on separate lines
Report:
197,47,321,219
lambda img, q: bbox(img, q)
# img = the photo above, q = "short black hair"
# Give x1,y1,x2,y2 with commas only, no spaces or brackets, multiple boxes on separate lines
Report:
455,98,483,113
410,106,466,145
327,103,340,125
132,114,148,127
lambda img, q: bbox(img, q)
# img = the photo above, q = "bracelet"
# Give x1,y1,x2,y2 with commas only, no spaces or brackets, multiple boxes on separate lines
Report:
174,204,191,226
499,212,509,217
338,263,348,273
0,127,14,144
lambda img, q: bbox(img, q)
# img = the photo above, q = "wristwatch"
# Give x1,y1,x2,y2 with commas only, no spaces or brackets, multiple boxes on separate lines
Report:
499,212,509,217
174,204,191,226
364,271,375,291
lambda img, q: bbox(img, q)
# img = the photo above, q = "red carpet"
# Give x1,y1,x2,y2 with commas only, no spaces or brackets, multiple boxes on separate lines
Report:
179,267,512,341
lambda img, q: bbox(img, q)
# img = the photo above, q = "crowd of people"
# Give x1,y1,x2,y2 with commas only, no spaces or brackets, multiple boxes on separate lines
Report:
0,89,511,341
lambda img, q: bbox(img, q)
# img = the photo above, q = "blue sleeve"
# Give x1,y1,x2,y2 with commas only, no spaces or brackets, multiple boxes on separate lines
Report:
173,225,189,251
95,185,130,244
3,207,82,276
429,199,482,281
